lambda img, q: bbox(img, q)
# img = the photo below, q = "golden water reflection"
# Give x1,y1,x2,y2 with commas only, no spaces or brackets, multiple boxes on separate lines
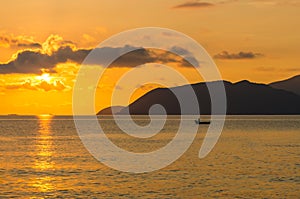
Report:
32,114,55,193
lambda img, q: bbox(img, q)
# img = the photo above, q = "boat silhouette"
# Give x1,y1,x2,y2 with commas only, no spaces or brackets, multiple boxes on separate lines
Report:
194,118,210,125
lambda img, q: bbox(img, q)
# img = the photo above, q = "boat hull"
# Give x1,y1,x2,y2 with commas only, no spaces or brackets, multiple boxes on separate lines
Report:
194,120,210,125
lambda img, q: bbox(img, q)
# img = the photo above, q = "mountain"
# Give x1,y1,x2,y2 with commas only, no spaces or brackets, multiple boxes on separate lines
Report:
98,78,300,115
97,106,124,115
269,75,300,96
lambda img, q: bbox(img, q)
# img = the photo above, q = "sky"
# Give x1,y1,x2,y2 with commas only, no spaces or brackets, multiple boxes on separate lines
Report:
0,0,299,115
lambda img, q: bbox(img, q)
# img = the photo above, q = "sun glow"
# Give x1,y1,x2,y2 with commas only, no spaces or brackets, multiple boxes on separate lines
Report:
38,114,53,118
36,73,52,83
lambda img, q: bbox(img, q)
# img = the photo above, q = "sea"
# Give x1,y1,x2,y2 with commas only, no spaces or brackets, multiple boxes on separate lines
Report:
0,115,299,198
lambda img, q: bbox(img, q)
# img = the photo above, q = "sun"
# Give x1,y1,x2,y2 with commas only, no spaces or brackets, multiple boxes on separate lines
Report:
36,73,52,83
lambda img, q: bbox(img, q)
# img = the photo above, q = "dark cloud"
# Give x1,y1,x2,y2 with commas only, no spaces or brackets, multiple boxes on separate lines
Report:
0,46,90,74
169,46,191,55
105,48,198,68
17,43,42,48
173,1,214,9
168,46,199,67
84,45,140,67
110,48,156,67
0,35,41,49
0,45,199,74
213,51,263,59
181,56,199,67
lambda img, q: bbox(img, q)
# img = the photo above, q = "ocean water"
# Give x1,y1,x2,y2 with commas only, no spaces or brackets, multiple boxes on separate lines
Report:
0,115,299,198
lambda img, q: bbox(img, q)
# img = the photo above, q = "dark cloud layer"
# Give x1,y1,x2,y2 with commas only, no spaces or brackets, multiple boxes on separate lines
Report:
173,1,214,9
213,51,263,59
83,47,198,68
0,46,90,74
0,45,198,74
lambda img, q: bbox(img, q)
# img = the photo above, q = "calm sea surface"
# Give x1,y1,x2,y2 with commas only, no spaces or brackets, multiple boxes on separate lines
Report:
0,115,299,198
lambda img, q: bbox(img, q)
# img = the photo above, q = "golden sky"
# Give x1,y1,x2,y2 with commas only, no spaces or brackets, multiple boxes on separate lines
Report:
0,0,299,115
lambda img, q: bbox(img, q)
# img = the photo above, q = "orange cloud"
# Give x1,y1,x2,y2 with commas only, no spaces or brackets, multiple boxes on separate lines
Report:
3,79,68,92
0,34,87,74
0,34,41,48
37,80,67,91
41,34,76,55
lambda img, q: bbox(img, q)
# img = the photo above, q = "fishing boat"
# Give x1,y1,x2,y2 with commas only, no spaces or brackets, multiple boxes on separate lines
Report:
194,118,210,125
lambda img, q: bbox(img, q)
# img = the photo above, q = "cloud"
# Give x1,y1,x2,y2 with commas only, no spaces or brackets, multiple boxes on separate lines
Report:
5,81,37,91
0,46,90,74
248,0,300,7
0,34,84,74
169,46,191,55
213,51,263,59
41,34,76,55
88,47,198,68
168,46,199,66
37,80,67,91
0,43,198,74
0,34,41,49
3,79,68,92
17,43,41,48
173,1,214,9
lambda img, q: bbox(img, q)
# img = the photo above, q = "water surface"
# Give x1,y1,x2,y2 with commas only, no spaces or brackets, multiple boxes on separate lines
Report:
0,115,299,198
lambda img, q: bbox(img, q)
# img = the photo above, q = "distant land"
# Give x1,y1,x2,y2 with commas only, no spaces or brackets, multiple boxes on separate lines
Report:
269,75,300,96
98,75,300,115
98,106,125,115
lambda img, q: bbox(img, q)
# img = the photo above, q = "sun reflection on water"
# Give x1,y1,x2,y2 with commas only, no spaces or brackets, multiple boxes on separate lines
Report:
32,114,55,193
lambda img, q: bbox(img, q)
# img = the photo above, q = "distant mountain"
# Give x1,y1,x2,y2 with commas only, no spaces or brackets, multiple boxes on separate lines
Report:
98,77,300,115
269,75,300,96
97,106,124,115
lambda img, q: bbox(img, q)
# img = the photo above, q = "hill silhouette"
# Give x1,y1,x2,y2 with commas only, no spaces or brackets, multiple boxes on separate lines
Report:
97,106,124,115
98,77,300,115
269,75,300,96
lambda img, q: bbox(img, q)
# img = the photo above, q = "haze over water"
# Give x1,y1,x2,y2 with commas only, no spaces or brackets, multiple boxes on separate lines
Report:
0,115,299,198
